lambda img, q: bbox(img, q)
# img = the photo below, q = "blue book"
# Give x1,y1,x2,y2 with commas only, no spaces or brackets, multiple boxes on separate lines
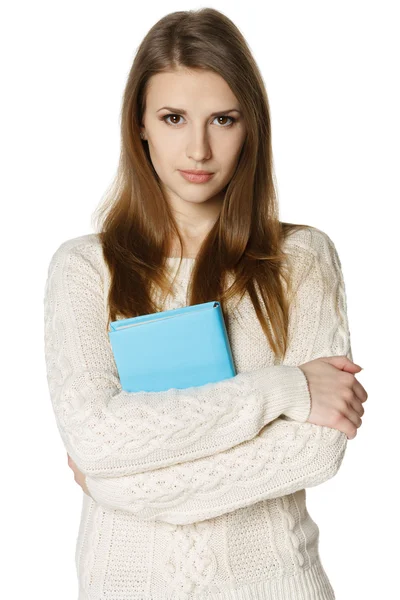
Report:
108,301,237,392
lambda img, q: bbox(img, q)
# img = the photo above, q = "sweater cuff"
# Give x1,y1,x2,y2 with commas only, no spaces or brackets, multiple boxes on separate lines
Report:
252,365,312,423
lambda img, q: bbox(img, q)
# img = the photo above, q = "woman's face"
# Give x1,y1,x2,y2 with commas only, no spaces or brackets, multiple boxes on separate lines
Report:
140,68,247,210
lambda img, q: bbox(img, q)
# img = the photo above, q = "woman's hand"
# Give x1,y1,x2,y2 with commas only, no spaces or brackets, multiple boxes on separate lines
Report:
67,454,93,499
299,355,368,440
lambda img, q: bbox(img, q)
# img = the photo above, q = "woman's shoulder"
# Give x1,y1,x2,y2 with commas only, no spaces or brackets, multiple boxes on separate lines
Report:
50,232,101,255
283,224,336,251
46,233,104,280
281,225,343,297
282,224,340,265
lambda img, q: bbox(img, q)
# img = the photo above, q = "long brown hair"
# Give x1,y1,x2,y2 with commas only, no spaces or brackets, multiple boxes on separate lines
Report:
92,7,309,361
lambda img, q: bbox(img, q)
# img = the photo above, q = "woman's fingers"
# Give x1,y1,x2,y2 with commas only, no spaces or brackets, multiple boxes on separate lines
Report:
351,379,368,417
353,378,368,403
346,405,363,429
344,377,368,428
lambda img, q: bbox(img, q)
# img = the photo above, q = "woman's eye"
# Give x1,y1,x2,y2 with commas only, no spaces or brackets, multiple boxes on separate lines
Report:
162,114,184,126
161,114,236,127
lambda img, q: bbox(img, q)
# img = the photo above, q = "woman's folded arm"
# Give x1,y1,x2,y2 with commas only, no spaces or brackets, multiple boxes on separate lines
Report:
85,417,347,525
44,226,352,487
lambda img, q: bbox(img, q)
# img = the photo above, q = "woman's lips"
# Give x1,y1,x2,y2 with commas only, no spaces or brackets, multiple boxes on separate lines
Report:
179,170,214,183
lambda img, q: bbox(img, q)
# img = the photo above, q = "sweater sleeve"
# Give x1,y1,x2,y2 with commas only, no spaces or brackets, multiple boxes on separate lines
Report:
43,237,311,478
85,418,347,525
84,227,353,524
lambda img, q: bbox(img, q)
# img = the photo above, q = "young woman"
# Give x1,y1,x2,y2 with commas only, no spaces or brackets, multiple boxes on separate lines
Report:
44,8,368,600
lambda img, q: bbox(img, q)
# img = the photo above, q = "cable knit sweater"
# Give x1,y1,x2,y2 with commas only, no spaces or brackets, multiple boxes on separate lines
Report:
43,225,353,600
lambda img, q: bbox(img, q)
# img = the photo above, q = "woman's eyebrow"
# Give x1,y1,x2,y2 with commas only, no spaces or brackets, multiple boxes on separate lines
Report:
156,106,242,116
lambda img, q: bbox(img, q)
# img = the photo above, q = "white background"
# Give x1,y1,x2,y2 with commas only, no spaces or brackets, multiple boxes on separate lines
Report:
1,1,398,598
